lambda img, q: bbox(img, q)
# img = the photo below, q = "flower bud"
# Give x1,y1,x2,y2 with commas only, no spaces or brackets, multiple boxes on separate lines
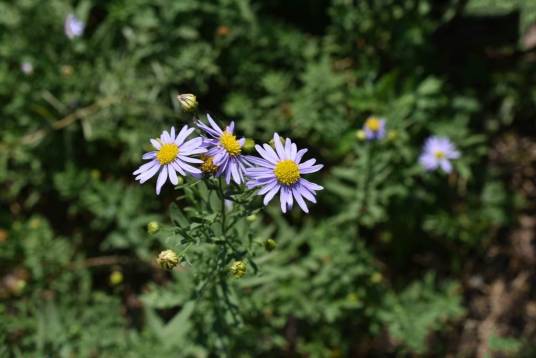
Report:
264,239,277,252
200,155,218,175
246,214,257,222
243,138,255,153
61,65,74,77
370,272,383,284
90,169,101,180
147,221,159,235
157,250,180,270
355,130,366,141
0,229,7,243
109,270,123,286
177,93,198,112
269,136,285,148
229,261,247,278
387,130,398,141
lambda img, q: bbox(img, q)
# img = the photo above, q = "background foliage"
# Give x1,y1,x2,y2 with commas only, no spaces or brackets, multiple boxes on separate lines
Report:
1,0,536,356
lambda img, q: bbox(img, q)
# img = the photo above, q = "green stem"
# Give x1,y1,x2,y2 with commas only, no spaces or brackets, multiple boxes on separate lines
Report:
219,178,227,237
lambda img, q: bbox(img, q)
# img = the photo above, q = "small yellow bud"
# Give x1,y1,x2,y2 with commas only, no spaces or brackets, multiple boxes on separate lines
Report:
61,65,74,76
387,130,398,141
269,136,285,148
243,138,255,153
200,155,218,175
147,221,159,235
229,261,247,278
29,218,41,229
264,239,277,252
109,270,123,286
246,214,257,222
90,169,101,180
157,250,180,270
346,292,360,304
370,272,383,284
176,93,198,112
0,229,8,243
12,279,26,296
356,130,366,141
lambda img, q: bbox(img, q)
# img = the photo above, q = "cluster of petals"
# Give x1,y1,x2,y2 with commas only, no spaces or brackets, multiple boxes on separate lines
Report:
133,126,205,195
134,115,324,213
419,136,460,173
246,133,323,213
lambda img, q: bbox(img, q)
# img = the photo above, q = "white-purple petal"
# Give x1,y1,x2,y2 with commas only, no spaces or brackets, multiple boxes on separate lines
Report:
300,164,323,174
156,166,168,195
168,166,178,185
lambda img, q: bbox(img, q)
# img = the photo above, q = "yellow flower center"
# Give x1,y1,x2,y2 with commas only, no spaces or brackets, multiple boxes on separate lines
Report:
156,143,179,165
200,155,218,174
434,150,445,159
365,117,381,132
274,160,300,185
220,131,241,156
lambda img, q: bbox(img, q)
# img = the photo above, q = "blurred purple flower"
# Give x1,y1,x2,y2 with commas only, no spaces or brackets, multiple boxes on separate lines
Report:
64,14,85,39
419,136,460,173
363,116,386,140
246,133,323,214
21,62,33,75
196,114,250,185
133,126,206,195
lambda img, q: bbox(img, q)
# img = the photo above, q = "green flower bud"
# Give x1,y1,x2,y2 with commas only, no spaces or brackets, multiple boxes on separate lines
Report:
370,272,383,284
264,239,277,252
176,93,198,112
147,221,159,235
109,270,123,286
387,130,398,141
229,261,247,278
12,279,26,296
356,129,366,141
157,250,180,270
246,214,257,222
269,136,285,148
346,292,360,304
243,138,255,153
90,169,101,180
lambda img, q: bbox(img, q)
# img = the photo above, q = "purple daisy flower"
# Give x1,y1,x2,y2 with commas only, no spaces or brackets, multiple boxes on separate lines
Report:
21,62,33,75
64,14,85,39
363,116,386,140
419,136,460,173
133,126,206,195
246,133,323,214
196,114,250,185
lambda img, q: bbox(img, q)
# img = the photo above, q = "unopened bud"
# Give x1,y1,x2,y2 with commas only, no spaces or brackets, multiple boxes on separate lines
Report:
90,169,101,180
370,272,383,284
243,138,255,153
61,65,74,76
269,136,285,148
147,221,159,235
264,239,277,252
387,130,398,141
356,129,366,141
177,93,198,112
0,229,7,243
229,261,247,278
157,250,179,270
109,270,123,286
246,214,257,222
